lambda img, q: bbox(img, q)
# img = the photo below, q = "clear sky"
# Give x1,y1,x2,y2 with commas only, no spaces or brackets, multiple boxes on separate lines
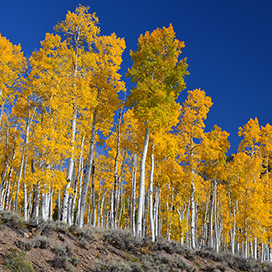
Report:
1,0,272,154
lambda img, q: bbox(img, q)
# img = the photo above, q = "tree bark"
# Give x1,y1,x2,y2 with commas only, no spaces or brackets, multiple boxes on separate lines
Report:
62,109,77,223
78,109,97,228
14,154,24,212
130,154,137,235
149,144,155,242
191,181,196,250
208,179,214,249
91,160,96,227
136,127,149,237
113,109,122,228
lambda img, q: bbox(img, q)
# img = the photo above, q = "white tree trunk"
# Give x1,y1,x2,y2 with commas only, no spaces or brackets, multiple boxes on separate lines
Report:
136,127,149,237
14,154,24,212
113,110,122,228
41,192,49,221
78,110,97,228
208,180,214,249
62,109,77,223
254,237,258,260
49,189,53,221
149,146,155,242
23,183,28,221
71,135,84,224
130,154,137,235
110,190,114,229
100,190,106,229
191,183,196,250
57,190,61,221
4,167,13,211
91,160,96,227
154,187,160,238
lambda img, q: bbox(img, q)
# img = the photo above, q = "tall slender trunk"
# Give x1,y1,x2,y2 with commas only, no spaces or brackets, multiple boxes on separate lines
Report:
142,190,148,238
189,137,196,250
78,109,97,228
75,151,85,225
14,109,32,216
113,109,122,228
214,181,219,252
41,191,50,221
71,135,84,224
62,109,77,223
136,127,149,237
49,189,53,221
208,179,214,248
97,181,101,227
202,196,209,247
4,166,13,211
166,187,170,241
244,188,249,258
23,182,28,221
191,181,196,250
149,144,155,242
116,151,127,226
0,135,14,191
91,160,96,227
110,190,114,229
153,187,158,238
100,189,106,229
14,154,24,212
157,186,161,238
130,154,137,235
8,172,18,211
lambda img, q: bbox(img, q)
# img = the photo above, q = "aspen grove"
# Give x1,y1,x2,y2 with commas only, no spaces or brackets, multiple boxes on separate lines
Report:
1,5,272,261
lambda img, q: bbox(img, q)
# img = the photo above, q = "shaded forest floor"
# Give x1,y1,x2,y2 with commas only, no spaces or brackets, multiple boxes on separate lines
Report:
0,211,271,272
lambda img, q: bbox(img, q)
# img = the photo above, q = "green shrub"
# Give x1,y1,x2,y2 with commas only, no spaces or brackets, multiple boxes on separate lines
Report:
4,250,34,272
78,237,89,249
92,260,132,272
161,255,171,264
102,229,142,252
15,240,34,251
0,211,25,228
128,261,142,272
196,249,223,262
52,242,78,269
157,264,168,271
70,225,100,241
71,255,80,267
15,235,51,251
39,220,56,236
153,238,175,254
65,242,74,257
233,255,262,272
263,261,272,272
52,243,70,269
216,263,226,272
173,257,193,272
33,235,51,249
55,221,69,233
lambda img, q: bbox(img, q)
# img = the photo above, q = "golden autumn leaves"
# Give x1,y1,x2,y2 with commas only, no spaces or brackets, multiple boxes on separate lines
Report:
1,4,272,256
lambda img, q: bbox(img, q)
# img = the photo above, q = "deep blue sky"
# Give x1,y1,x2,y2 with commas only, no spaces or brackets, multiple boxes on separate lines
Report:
1,0,272,154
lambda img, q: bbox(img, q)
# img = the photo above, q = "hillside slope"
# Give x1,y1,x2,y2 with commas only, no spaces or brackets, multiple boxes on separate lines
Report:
0,211,271,272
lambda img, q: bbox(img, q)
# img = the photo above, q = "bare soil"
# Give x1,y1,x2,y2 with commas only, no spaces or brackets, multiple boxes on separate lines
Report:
0,213,269,272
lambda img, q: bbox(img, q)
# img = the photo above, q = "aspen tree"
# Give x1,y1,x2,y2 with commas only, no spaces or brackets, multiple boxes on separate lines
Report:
37,5,126,227
0,34,26,125
201,125,230,250
177,88,213,249
54,5,100,223
126,24,188,237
